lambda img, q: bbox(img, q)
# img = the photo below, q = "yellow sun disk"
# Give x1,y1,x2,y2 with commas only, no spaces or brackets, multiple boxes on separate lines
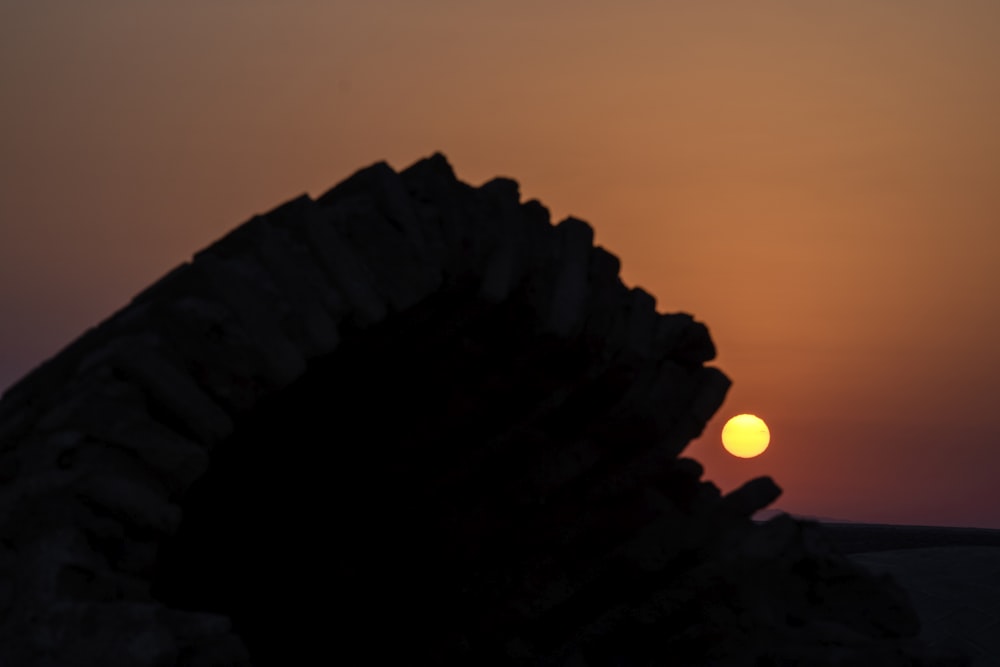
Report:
721,414,770,458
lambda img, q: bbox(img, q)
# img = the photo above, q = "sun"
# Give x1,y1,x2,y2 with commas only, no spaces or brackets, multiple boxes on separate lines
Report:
721,414,770,458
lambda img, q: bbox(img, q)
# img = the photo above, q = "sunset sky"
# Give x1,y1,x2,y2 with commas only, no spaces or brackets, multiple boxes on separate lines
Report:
3,1,999,528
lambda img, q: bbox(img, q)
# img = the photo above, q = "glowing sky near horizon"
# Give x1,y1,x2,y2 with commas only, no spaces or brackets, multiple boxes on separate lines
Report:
2,1,999,527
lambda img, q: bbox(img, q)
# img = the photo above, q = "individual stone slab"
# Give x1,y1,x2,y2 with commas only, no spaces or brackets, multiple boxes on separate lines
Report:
623,287,658,361
545,217,595,338
400,153,482,281
689,366,732,425
189,253,307,387
670,318,718,366
130,258,307,391
78,336,234,447
654,311,695,353
197,213,343,358
479,223,525,303
326,193,443,313
75,473,181,537
29,374,211,498
579,247,632,360
318,160,445,264
478,201,540,304
27,430,164,500
147,296,277,411
721,476,784,518
5,600,248,667
300,202,389,327
467,177,528,280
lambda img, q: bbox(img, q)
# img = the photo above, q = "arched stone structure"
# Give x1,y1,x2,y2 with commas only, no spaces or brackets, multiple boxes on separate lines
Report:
0,155,957,665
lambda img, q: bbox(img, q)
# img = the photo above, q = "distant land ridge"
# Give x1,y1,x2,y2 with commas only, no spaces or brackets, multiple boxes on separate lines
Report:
0,154,966,665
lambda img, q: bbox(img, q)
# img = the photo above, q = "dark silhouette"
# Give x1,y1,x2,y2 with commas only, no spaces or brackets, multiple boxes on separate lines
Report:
0,154,967,665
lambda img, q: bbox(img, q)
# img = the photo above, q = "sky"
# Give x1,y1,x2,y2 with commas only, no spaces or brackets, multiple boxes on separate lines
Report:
2,1,999,528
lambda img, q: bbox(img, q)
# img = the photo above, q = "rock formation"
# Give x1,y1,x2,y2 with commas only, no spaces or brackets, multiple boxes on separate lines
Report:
0,154,966,665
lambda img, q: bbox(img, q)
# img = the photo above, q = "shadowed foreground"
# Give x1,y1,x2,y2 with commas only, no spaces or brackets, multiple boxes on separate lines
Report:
0,155,968,665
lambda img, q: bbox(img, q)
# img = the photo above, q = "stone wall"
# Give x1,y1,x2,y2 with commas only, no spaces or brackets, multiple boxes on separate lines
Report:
0,155,965,665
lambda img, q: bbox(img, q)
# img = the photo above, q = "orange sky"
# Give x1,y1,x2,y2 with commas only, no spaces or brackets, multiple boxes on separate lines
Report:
3,2,999,527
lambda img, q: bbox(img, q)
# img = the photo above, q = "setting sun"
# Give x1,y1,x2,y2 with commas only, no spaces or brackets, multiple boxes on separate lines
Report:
721,414,770,458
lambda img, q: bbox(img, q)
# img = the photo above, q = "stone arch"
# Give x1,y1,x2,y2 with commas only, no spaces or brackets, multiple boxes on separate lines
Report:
0,155,939,665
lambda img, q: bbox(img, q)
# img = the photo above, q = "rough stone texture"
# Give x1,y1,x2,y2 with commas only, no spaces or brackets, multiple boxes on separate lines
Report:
0,154,968,666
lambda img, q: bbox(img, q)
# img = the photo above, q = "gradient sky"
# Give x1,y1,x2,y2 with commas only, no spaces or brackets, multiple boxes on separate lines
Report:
3,1,999,528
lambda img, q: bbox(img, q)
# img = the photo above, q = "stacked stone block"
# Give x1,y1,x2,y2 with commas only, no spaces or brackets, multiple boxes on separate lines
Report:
0,154,965,665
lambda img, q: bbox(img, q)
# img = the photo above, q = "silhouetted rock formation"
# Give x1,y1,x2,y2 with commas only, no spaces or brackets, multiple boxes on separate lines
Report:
0,154,966,665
